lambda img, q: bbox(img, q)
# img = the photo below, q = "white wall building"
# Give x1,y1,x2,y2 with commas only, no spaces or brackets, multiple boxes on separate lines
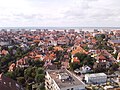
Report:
45,69,85,90
85,73,107,84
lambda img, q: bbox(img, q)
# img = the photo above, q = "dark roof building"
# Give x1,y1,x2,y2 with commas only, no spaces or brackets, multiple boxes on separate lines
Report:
0,74,24,90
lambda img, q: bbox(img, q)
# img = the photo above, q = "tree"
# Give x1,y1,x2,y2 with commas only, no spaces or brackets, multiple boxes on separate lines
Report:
93,62,107,73
35,74,45,83
34,60,44,67
27,77,34,83
113,52,118,59
24,67,32,80
95,34,105,41
74,53,96,67
55,50,64,61
37,83,45,90
27,59,34,66
83,45,89,51
17,77,25,85
110,63,119,71
14,67,24,77
48,46,53,51
36,68,44,75
5,71,15,79
69,63,80,70
26,83,32,90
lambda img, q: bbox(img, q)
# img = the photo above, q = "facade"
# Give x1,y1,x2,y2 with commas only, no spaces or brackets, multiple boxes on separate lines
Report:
45,69,85,90
85,73,107,84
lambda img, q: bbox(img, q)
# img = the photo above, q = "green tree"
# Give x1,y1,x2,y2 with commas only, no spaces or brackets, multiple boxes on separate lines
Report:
95,34,105,41
37,83,45,90
35,74,45,83
24,67,32,80
17,77,25,85
5,71,15,79
14,67,24,77
113,52,118,59
34,60,44,67
69,63,80,70
74,53,96,67
26,83,32,90
83,45,89,51
55,50,64,61
48,46,53,51
36,68,44,74
110,63,119,71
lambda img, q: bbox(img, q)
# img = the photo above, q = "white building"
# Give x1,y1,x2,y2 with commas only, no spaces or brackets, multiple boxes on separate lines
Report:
45,69,85,90
85,73,107,84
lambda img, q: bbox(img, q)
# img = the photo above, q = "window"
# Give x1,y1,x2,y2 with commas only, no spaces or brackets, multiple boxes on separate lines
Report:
71,88,74,90
67,89,70,90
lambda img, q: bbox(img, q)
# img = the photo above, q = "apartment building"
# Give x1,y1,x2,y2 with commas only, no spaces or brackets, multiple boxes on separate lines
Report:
45,69,85,90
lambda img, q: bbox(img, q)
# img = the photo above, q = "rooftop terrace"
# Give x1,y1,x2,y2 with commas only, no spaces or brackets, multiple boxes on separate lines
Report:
47,69,85,89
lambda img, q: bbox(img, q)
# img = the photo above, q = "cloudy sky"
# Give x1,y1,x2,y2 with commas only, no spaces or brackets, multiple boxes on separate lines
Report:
0,0,120,27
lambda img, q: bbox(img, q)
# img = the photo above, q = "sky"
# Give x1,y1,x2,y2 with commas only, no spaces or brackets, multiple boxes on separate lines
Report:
0,0,120,27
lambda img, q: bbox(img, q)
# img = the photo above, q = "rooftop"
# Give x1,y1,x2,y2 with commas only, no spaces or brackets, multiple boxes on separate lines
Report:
85,73,107,78
109,40,120,44
0,74,23,90
47,69,85,89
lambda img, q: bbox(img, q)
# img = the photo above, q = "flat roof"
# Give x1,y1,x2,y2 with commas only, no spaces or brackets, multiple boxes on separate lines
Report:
85,73,107,78
47,69,84,89
109,40,120,43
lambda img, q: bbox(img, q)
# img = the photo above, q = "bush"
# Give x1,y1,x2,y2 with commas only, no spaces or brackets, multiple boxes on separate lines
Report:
17,77,25,85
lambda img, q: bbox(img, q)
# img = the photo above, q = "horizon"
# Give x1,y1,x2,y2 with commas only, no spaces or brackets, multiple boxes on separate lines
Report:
0,26,120,32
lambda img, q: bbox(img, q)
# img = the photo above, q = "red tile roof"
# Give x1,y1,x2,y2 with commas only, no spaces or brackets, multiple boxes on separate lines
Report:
72,57,80,63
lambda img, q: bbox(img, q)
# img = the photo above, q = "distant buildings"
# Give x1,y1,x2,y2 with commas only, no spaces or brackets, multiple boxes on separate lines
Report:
113,30,120,39
45,69,85,90
85,73,107,84
109,40,120,46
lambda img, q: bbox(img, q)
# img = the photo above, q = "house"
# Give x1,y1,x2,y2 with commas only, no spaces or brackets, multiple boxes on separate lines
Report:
88,44,93,49
45,69,85,90
81,65,91,73
74,65,91,74
53,46,63,51
112,30,120,39
0,73,23,90
98,55,106,62
44,53,56,62
9,63,15,72
16,58,28,68
34,55,43,60
109,40,120,46
71,46,87,56
0,49,9,55
71,57,80,63
48,40,57,46
38,41,45,46
114,71,120,87
85,73,107,84
91,39,97,45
